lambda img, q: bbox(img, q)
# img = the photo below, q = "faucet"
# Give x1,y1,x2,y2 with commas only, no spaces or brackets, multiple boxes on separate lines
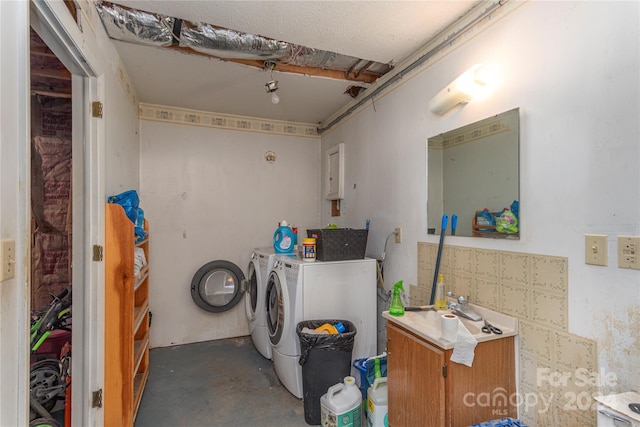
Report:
446,292,483,322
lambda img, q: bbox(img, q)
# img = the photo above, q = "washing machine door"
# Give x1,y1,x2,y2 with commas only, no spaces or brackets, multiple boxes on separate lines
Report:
266,268,285,345
191,260,245,313
245,258,259,321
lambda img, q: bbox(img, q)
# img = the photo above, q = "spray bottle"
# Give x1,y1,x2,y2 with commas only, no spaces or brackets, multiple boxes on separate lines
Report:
389,280,405,316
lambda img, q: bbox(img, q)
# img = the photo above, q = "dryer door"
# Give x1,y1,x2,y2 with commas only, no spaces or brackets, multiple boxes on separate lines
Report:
191,260,245,313
245,258,259,321
266,269,285,345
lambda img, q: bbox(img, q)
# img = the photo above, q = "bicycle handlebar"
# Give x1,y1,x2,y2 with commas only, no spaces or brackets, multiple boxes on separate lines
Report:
55,287,69,301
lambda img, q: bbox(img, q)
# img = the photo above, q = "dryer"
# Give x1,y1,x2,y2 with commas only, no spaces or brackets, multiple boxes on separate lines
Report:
266,255,376,399
245,247,276,359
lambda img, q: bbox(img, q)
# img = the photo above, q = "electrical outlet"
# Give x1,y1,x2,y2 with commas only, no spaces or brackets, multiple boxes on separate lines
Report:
585,234,607,266
1,240,16,281
395,227,402,244
618,236,640,270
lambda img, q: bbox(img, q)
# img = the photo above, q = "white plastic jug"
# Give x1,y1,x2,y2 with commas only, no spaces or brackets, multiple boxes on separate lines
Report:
366,377,388,427
320,376,361,427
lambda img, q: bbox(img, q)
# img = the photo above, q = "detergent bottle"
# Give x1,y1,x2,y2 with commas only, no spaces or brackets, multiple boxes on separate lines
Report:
273,220,295,254
389,280,405,316
434,274,447,311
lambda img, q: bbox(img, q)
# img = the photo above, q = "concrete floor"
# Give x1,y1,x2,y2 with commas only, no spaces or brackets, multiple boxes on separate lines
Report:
135,336,307,427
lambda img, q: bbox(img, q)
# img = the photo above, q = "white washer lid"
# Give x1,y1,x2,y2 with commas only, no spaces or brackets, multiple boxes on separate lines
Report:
595,392,640,421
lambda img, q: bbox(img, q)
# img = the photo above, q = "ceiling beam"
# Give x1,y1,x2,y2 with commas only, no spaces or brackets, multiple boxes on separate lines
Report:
31,90,72,98
31,68,72,80
165,46,381,84
31,46,58,58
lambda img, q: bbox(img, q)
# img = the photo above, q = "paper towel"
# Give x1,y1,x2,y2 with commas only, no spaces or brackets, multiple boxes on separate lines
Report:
450,321,478,367
441,314,458,342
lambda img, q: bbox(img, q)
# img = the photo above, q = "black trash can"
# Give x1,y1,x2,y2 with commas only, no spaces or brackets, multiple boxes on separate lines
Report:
296,319,357,425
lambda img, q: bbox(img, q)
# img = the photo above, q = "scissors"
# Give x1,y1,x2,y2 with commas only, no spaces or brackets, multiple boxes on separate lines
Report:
482,320,502,335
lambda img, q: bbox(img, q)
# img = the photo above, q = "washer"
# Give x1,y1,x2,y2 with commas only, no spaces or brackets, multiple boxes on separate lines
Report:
191,260,245,313
266,255,377,398
245,247,276,359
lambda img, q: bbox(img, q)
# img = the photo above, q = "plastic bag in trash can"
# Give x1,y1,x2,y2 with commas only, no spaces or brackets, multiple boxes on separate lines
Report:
296,319,356,366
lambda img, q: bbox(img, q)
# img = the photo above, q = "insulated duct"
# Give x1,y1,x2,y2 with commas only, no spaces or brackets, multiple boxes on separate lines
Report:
95,1,392,79
179,21,291,60
96,2,175,47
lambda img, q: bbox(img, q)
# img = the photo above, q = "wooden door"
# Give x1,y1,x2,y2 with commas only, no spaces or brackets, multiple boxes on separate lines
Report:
387,323,446,427
446,336,517,426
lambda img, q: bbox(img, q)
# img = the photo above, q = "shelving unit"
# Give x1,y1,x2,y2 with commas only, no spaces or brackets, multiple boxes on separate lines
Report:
105,203,150,426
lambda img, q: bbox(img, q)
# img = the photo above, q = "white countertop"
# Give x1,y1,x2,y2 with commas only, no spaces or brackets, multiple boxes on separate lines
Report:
595,391,640,422
382,303,518,350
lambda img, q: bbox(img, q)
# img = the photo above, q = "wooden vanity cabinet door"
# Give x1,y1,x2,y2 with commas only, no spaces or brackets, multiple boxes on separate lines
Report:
446,336,517,426
387,323,446,427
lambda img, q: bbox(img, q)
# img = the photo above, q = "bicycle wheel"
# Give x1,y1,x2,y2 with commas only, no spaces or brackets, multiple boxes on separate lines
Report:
30,417,60,427
30,359,63,411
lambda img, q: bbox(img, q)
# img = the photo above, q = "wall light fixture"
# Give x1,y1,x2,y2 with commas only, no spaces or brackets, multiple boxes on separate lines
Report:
429,64,499,115
264,61,280,104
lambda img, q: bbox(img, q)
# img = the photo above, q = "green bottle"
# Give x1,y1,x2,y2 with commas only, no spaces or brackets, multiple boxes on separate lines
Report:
389,280,405,316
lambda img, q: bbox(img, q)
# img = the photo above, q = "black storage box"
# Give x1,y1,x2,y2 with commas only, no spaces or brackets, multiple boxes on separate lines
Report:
306,228,368,261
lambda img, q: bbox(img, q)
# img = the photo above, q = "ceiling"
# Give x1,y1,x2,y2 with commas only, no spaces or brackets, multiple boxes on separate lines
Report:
105,1,482,125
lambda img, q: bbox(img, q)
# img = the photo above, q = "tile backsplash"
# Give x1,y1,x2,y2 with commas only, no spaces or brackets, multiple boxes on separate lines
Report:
415,242,597,427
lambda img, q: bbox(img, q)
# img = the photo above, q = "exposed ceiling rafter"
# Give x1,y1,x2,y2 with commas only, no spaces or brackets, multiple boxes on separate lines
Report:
96,1,393,84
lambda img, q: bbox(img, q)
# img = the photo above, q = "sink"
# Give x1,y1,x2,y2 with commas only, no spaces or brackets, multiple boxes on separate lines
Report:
383,304,518,350
407,309,481,334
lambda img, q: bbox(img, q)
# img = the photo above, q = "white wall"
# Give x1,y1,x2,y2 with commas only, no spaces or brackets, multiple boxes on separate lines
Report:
140,121,321,347
321,1,640,393
1,0,141,424
0,2,31,425
104,79,140,195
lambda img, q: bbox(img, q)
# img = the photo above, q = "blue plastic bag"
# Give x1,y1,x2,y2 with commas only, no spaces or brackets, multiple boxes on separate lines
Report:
510,200,519,221
108,190,146,239
476,209,496,231
134,208,146,241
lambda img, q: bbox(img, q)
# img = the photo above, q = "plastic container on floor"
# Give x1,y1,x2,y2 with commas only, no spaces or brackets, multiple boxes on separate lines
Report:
353,358,369,400
366,377,388,427
320,376,361,427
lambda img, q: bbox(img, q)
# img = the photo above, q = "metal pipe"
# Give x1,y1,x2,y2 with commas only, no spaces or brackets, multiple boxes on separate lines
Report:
317,0,506,134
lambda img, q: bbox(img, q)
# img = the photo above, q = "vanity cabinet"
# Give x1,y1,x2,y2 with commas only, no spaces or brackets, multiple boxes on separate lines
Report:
387,322,516,427
105,203,150,426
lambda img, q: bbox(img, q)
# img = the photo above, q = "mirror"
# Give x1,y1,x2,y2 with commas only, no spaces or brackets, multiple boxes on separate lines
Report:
427,108,519,238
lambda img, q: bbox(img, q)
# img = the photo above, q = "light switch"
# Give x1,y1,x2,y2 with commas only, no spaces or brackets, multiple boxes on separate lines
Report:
1,239,16,281
585,234,607,266
618,236,640,270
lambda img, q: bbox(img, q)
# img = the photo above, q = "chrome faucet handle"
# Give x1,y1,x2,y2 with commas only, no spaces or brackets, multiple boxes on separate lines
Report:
446,291,469,305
